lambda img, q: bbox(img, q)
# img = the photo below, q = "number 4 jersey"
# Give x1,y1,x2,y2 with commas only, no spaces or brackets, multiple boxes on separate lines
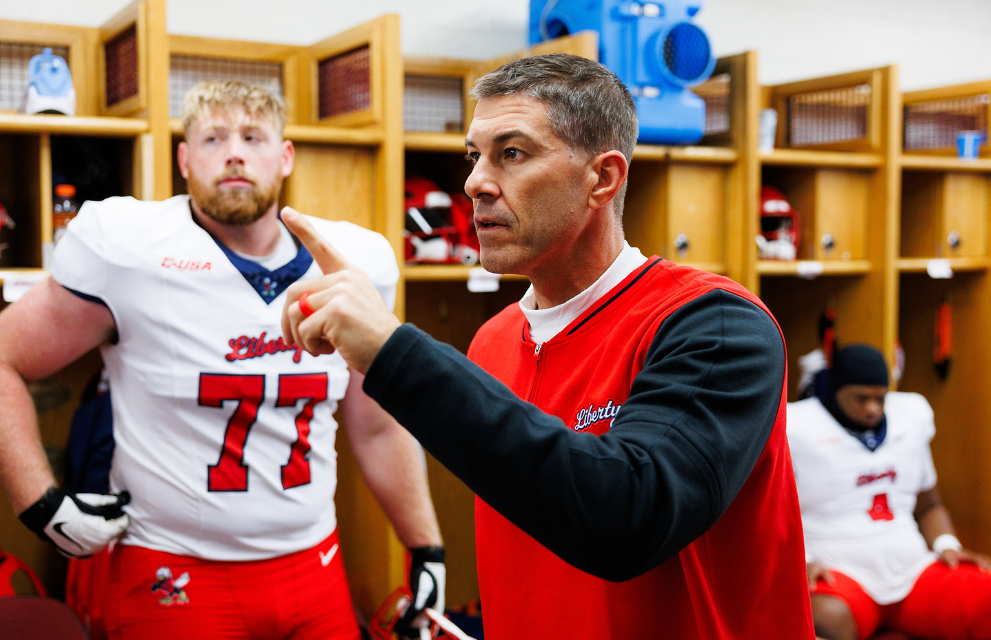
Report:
786,393,938,604
51,195,398,561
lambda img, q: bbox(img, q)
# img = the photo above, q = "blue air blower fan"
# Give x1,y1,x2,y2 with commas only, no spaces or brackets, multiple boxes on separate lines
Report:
530,0,715,144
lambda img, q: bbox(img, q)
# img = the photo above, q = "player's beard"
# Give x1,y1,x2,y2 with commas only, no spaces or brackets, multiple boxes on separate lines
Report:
188,168,282,226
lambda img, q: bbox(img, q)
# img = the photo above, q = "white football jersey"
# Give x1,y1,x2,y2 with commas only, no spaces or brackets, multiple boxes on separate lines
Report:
51,195,398,560
787,393,938,603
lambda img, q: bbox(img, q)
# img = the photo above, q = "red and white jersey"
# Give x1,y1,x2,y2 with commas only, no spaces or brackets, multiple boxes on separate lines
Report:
787,393,938,603
51,195,398,561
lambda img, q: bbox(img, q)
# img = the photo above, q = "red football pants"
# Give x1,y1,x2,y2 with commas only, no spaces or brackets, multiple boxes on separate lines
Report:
103,529,360,640
66,549,113,639
813,561,991,640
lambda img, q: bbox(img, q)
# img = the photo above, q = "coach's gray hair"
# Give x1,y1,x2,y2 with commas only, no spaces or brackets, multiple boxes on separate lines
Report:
471,53,638,163
471,53,638,214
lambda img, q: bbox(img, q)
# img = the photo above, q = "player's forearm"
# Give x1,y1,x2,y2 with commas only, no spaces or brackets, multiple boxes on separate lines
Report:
342,370,442,548
915,486,957,547
0,362,57,513
353,427,442,548
917,503,956,547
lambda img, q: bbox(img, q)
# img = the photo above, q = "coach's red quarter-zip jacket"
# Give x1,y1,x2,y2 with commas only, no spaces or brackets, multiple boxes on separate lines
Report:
365,257,815,640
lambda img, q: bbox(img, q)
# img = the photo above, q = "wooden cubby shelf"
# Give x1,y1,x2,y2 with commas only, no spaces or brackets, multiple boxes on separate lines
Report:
901,169,989,261
679,261,727,274
168,119,384,146
631,145,737,163
896,79,991,552
0,114,149,136
900,155,991,172
277,125,385,146
631,144,671,161
760,148,882,168
666,146,738,163
757,259,873,276
897,257,990,273
404,132,468,152
404,265,528,282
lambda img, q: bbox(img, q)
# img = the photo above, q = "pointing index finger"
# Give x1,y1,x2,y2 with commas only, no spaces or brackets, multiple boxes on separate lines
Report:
280,207,352,275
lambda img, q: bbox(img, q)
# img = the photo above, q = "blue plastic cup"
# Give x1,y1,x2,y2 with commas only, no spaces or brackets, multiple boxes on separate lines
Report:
957,130,982,159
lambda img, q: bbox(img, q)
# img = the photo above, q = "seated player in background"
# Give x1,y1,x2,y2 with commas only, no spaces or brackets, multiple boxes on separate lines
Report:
788,343,991,640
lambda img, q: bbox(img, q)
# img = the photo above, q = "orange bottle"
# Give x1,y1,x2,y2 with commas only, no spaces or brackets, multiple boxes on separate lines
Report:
53,183,79,245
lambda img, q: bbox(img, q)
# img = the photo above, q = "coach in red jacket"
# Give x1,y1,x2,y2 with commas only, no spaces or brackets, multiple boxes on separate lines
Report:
282,53,815,640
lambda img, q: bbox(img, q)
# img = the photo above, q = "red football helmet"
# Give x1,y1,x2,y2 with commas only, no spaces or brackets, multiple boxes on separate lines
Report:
404,176,479,265
369,587,476,640
758,185,801,261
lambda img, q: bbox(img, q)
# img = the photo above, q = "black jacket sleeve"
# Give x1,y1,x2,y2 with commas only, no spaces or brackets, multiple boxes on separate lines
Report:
363,289,785,581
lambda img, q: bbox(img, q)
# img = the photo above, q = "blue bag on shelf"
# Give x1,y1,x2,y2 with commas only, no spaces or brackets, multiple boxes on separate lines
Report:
530,0,715,144
23,47,76,116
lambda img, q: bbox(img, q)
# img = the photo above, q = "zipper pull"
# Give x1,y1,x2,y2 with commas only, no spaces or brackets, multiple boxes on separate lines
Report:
534,343,543,360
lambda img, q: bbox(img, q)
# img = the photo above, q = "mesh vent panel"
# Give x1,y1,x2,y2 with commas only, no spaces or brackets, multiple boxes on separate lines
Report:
404,74,463,133
788,84,871,147
169,55,283,118
904,95,989,150
105,26,139,107
694,72,730,136
318,46,370,120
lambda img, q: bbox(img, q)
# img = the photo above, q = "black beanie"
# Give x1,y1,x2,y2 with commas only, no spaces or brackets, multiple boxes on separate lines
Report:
828,343,889,395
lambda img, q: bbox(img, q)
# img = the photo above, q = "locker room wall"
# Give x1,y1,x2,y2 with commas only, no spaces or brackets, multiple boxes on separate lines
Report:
0,0,989,91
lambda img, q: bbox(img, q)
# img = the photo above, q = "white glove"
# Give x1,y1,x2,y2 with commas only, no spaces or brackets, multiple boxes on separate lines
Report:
397,546,446,638
19,487,130,558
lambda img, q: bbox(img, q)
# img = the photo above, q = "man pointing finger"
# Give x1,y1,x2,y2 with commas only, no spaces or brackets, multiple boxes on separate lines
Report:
283,54,814,640
282,207,400,371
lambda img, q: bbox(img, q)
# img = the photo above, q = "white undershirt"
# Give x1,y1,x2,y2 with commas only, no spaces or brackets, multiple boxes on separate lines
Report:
233,222,297,270
520,243,648,344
